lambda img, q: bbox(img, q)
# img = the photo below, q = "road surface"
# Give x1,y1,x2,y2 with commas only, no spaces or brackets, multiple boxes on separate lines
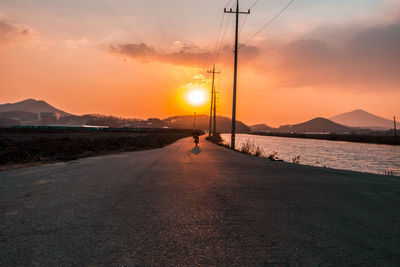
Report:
1,137,399,266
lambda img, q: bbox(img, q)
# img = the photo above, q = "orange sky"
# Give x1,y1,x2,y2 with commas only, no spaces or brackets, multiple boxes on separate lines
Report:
0,0,399,127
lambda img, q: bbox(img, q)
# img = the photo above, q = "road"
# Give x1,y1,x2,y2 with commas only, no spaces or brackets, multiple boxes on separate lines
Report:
1,136,399,266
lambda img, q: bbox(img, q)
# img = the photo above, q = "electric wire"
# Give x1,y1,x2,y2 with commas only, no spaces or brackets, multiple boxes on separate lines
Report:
239,0,296,49
225,0,233,8
249,0,260,10
213,9,233,65
206,12,226,70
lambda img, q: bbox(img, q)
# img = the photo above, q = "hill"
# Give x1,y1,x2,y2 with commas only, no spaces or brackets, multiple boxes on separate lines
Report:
162,115,250,133
0,99,70,117
250,124,276,132
0,99,250,132
330,109,398,129
278,117,351,133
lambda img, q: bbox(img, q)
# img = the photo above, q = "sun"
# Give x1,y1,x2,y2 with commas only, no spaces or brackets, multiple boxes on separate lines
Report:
186,89,207,107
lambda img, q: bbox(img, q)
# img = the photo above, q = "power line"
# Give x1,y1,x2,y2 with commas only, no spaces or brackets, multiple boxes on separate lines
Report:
238,13,249,35
210,0,236,68
202,0,234,71
225,0,233,8
207,12,226,69
249,0,261,10
239,0,296,49
219,47,234,74
213,11,232,65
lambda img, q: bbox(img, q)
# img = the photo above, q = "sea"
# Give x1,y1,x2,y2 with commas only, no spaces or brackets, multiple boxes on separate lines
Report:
221,134,400,176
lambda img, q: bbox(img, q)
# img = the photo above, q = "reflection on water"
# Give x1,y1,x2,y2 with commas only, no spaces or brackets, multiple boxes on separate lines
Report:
221,134,400,176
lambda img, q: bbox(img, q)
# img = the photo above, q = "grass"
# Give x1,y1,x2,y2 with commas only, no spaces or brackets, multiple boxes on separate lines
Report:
0,128,193,165
292,155,301,164
239,139,265,157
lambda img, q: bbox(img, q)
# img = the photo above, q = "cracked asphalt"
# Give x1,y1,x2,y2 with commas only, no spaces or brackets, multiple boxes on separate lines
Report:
1,137,399,266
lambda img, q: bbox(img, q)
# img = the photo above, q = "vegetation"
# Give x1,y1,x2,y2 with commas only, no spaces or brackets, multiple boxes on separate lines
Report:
240,139,264,157
292,155,301,164
383,170,395,176
267,151,280,161
205,132,224,144
0,128,192,166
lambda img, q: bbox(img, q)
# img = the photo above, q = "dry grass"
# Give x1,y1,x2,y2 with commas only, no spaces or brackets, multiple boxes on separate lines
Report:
240,139,265,157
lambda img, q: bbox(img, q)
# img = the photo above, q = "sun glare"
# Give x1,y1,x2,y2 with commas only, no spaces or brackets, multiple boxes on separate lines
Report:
186,89,207,107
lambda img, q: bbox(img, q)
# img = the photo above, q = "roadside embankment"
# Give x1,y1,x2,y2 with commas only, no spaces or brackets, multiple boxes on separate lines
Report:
0,128,193,167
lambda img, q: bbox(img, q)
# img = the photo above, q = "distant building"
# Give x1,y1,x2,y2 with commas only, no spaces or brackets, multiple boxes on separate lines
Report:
39,112,57,125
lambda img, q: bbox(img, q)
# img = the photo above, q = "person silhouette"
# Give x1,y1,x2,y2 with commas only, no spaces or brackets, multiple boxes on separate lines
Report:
193,131,199,146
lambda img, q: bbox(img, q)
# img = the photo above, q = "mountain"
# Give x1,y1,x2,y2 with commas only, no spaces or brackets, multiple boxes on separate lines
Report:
0,98,70,117
250,123,276,132
0,98,251,131
330,109,398,129
278,117,351,133
163,115,250,133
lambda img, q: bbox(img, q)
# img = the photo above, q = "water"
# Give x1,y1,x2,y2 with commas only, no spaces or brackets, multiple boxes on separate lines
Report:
221,134,400,176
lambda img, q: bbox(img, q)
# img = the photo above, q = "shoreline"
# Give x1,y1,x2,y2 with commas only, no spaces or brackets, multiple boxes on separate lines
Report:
248,131,400,146
213,134,400,177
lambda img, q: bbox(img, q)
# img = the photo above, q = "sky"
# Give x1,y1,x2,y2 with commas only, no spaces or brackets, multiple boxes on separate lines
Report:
0,0,399,126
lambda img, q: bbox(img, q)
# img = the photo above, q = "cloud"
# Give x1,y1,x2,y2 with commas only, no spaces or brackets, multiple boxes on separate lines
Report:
256,20,400,90
109,42,260,67
0,18,33,47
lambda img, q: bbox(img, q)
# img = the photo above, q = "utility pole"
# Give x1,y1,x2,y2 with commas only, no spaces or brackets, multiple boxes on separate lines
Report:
394,116,397,137
208,83,214,137
207,64,220,137
193,112,196,132
225,0,250,149
213,89,217,136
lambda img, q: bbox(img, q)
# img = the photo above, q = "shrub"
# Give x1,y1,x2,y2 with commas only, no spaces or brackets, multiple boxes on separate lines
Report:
240,139,264,158
292,155,301,164
267,151,279,161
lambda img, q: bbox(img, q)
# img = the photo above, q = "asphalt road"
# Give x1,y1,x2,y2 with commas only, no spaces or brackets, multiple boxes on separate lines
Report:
1,137,399,266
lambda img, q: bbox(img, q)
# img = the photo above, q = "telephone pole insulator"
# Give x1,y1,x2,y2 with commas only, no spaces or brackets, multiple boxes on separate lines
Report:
224,0,250,150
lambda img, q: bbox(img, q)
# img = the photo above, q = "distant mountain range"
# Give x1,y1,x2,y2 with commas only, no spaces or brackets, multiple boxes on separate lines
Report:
251,118,352,134
250,110,397,133
0,99,249,132
0,98,70,116
249,124,275,132
0,99,397,134
277,117,352,133
330,109,398,130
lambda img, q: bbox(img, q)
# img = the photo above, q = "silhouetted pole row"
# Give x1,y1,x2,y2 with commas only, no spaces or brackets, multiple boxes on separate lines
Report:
207,64,220,137
193,112,196,131
208,81,214,137
225,0,250,150
213,88,217,136
394,116,397,137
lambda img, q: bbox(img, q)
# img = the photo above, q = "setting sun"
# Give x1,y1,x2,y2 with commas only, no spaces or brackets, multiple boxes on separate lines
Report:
186,89,207,107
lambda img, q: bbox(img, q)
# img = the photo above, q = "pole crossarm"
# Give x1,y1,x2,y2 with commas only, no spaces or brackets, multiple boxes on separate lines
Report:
224,8,250,14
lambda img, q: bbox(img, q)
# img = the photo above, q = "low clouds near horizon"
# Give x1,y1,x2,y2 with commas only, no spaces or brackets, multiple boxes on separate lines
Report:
110,18,400,92
263,19,400,90
109,42,260,68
